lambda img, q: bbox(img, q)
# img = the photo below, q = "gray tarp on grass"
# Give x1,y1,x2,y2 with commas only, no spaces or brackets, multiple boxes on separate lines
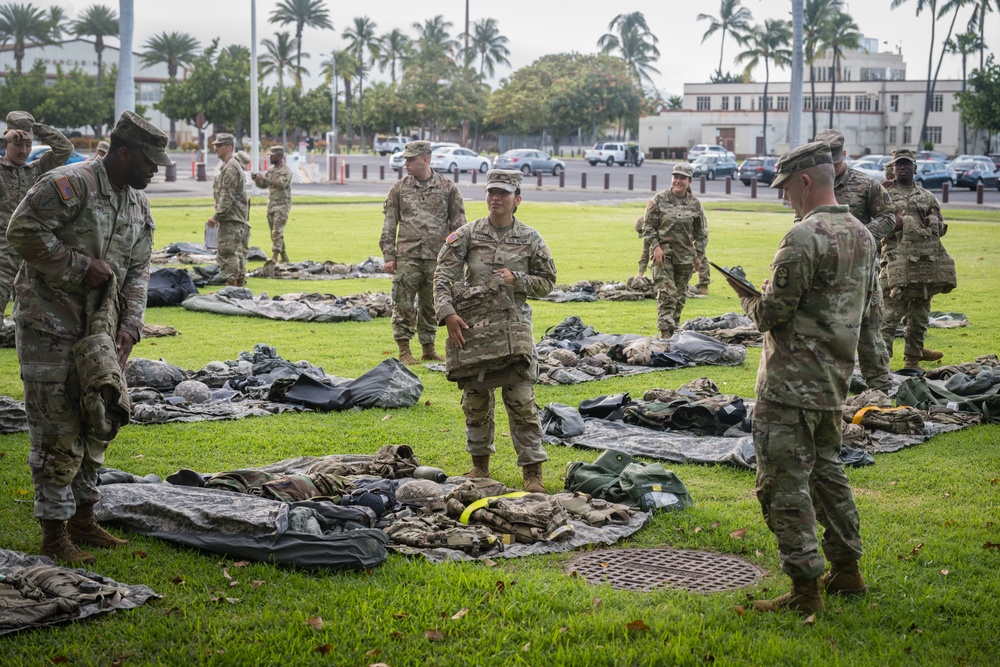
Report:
249,257,390,281
182,287,391,322
1,395,26,434
0,548,159,637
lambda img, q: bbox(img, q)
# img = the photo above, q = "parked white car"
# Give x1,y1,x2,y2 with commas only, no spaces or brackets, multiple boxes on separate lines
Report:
387,142,458,171
430,146,491,173
687,144,735,162
851,160,886,180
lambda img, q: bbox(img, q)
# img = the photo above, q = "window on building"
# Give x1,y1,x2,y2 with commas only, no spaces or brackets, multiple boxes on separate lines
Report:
903,126,912,144
696,96,711,111
734,96,742,110
843,66,851,81
931,94,943,112
137,82,162,104
777,96,789,111
757,96,773,110
815,95,831,111
834,95,851,111
855,95,874,112
925,126,942,144
721,96,729,110
889,126,897,144
890,94,899,112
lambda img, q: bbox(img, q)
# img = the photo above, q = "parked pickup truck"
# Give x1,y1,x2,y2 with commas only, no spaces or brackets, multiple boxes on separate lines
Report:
373,135,410,156
583,141,644,166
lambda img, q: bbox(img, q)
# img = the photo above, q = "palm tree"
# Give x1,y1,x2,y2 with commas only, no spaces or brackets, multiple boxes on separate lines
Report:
597,12,661,89
140,31,200,146
269,0,332,71
968,0,995,69
736,19,792,154
697,0,754,79
259,31,308,150
46,5,66,41
71,4,118,92
410,14,459,68
0,2,52,74
342,16,377,153
321,49,357,151
461,17,511,80
816,10,859,129
802,0,841,139
376,28,411,85
947,30,985,151
667,95,684,110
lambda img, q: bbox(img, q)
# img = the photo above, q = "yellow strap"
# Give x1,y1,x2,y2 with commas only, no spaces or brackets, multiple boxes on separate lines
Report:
851,405,909,425
459,491,529,525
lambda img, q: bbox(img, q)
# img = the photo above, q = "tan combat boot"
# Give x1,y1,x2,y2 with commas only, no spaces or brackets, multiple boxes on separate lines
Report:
271,253,281,263
522,463,545,493
659,328,674,339
903,356,925,372
463,455,491,478
280,251,289,263
396,340,418,365
752,576,825,615
697,285,709,296
67,504,130,549
920,347,944,362
421,343,445,362
40,519,97,565
822,560,867,596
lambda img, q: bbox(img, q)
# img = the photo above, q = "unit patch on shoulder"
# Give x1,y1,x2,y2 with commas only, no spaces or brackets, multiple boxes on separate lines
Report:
882,191,891,206
54,176,76,201
775,266,790,289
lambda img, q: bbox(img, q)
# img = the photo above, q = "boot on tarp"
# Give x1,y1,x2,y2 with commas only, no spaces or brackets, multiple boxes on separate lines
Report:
463,454,491,478
752,576,825,615
396,340,417,365
920,347,944,362
421,343,445,362
903,356,926,372
822,560,867,596
67,504,130,548
522,462,545,493
40,519,96,565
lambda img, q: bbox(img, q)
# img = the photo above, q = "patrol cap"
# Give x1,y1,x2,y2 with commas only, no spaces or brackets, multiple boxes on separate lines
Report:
234,150,250,167
268,145,284,156
110,110,171,167
671,162,694,179
212,133,235,147
814,129,845,163
96,140,110,154
400,140,431,158
485,168,522,192
889,148,916,165
770,141,833,189
5,110,35,133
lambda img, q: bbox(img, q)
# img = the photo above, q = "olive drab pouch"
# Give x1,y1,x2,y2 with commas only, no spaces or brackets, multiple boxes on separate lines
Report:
564,449,694,512
885,215,957,296
445,277,534,389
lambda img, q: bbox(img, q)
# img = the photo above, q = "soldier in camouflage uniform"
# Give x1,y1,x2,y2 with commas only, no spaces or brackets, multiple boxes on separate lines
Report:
252,146,293,263
729,142,876,615
880,149,956,371
0,111,73,315
642,162,708,337
207,133,249,287
6,111,167,565
434,170,556,493
381,140,466,364
816,129,894,392
93,140,109,160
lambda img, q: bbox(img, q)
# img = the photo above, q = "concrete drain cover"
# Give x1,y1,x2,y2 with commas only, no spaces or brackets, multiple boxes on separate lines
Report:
566,548,766,593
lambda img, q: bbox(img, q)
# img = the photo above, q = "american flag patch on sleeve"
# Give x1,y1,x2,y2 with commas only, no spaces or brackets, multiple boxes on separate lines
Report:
54,176,76,201
446,232,458,243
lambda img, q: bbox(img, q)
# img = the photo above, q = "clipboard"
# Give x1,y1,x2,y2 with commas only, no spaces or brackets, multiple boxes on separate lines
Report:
709,261,762,297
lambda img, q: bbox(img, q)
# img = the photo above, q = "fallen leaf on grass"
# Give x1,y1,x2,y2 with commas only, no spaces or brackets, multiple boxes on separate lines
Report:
210,597,240,604
251,580,266,589
733,605,746,617
51,656,69,664
382,414,392,421
694,526,703,533
365,648,380,658
132,454,145,459
599,562,609,568
451,607,469,620
389,631,403,640
495,581,506,594
370,663,391,667
424,400,431,406
940,569,949,576
889,481,898,486
232,561,248,568
898,543,924,560
943,519,956,526
14,487,29,495
710,522,720,530
729,528,747,540
481,557,497,567
305,616,324,630
132,550,148,559
626,619,650,632
984,542,1000,550
425,629,444,641
165,607,184,617
990,478,998,485
909,623,922,634
392,612,411,619
943,492,951,498
593,597,602,607
803,614,816,626
558,626,569,634
315,644,332,655
523,642,531,651
170,577,185,585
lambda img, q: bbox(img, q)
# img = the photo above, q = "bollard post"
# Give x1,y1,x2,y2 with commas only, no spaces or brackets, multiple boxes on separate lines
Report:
725,177,731,194
380,165,385,180
362,164,368,179
196,162,206,182
750,177,758,199
604,173,610,190
472,170,477,184
537,171,542,187
559,170,565,188
651,174,657,191
581,172,587,189
942,181,949,203
453,167,459,183
977,182,984,205
628,174,634,191
700,175,706,194
165,162,177,182
344,163,350,179
397,167,403,180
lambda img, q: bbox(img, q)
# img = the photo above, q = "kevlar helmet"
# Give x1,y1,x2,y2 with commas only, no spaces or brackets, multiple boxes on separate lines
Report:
174,380,212,404
395,479,446,512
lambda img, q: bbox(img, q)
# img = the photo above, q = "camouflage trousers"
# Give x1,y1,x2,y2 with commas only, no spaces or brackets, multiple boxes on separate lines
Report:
390,258,437,345
880,282,932,360
652,261,694,332
462,380,548,467
16,327,109,521
267,205,290,256
857,285,892,391
217,220,250,285
694,252,710,288
0,236,21,315
752,399,863,580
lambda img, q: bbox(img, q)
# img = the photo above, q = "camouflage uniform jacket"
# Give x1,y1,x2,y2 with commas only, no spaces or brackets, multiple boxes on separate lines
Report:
642,189,707,265
740,205,876,410
882,182,945,256
6,159,153,343
833,166,896,243
254,163,292,211
213,157,248,222
434,216,556,325
380,172,466,262
0,124,73,233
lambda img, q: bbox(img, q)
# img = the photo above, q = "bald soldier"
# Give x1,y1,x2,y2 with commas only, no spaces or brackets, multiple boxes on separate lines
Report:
252,146,293,263
7,111,167,564
815,129,894,393
0,111,73,315
727,141,877,615
380,140,466,364
207,133,250,286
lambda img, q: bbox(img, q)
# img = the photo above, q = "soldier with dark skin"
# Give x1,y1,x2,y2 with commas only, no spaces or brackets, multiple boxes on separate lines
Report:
816,129,894,392
7,111,168,565
726,142,876,615
252,146,293,263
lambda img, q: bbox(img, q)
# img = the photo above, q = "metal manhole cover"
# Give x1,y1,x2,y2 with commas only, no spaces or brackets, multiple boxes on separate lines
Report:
566,548,766,593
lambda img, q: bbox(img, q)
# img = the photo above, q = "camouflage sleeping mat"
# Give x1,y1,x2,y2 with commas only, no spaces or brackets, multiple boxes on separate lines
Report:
181,286,391,322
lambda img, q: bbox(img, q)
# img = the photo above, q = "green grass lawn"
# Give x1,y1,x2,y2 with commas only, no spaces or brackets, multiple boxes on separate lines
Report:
1,198,998,666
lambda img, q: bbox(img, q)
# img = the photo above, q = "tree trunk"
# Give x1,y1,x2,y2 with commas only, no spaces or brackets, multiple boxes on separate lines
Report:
919,12,938,148
359,74,366,153
810,66,817,140
923,8,960,148
169,118,177,149
763,61,770,152
343,78,354,152
279,80,287,150
718,27,727,77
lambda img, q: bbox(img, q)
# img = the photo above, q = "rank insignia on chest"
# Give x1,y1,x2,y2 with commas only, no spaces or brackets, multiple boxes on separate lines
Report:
775,266,789,289
54,176,76,201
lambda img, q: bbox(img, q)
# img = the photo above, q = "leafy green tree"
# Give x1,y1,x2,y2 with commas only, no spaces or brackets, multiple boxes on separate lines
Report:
597,12,660,90
954,55,1000,152
342,16,378,152
35,66,106,131
736,19,792,152
0,2,52,73
140,31,200,147
268,0,332,70
70,4,118,94
0,59,50,118
259,31,307,149
697,0,754,79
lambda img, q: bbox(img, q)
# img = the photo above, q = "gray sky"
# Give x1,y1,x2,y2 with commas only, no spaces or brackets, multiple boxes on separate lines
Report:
44,0,998,94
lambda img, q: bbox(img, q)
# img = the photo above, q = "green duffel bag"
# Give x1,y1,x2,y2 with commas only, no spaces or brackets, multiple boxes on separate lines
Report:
564,449,694,512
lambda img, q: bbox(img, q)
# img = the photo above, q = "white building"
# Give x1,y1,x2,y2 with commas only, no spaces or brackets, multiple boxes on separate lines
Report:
0,39,198,143
640,41,967,158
